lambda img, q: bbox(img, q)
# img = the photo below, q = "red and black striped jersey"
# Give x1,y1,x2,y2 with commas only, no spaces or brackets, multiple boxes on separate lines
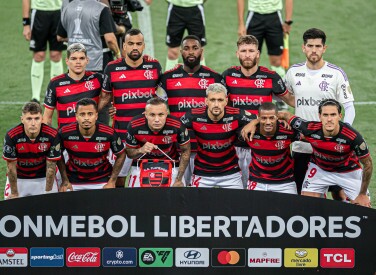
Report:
290,116,369,172
3,123,61,179
247,122,300,183
102,56,162,140
44,72,103,128
158,65,224,151
59,122,125,184
181,106,256,177
125,114,190,165
222,66,287,115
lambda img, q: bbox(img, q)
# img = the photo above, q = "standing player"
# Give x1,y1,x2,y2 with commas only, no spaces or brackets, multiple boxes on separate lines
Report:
22,0,65,102
99,28,162,187
58,98,126,191
181,83,256,188
245,102,299,194
43,43,105,128
278,99,372,207
125,97,191,187
145,0,207,70
223,35,294,185
237,0,293,79
158,35,224,184
285,28,356,197
3,102,61,199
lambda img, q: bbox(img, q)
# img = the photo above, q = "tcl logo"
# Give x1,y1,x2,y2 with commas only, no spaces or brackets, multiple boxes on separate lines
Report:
66,248,100,267
320,248,354,268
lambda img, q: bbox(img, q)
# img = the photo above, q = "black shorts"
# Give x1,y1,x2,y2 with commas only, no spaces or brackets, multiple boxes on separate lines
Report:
30,9,66,52
292,152,311,195
166,4,206,48
245,11,283,55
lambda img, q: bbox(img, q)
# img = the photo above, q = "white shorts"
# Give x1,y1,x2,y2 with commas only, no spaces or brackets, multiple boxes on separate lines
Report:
236,146,252,188
71,182,107,191
247,180,297,194
302,162,367,200
191,172,243,189
183,152,196,186
108,146,132,177
128,166,182,187
4,177,58,199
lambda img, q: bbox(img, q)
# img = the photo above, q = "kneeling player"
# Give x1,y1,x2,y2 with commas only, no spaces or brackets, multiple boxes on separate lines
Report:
3,102,61,199
278,99,373,207
126,97,191,187
245,102,299,194
58,98,126,191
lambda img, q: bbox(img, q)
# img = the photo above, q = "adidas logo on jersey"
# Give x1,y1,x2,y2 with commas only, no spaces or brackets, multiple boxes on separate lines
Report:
175,82,182,87
232,80,238,84
119,74,126,79
200,125,207,131
296,81,301,86
253,142,260,147
19,146,25,151
64,88,71,94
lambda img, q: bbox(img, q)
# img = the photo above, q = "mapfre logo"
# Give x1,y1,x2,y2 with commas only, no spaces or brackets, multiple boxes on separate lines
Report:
66,247,100,267
320,248,355,268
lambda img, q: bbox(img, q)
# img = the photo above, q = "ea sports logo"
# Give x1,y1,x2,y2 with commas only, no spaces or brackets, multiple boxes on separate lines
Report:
217,250,240,265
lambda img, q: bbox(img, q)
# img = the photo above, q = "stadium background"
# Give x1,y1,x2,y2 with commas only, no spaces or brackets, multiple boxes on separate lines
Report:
0,0,374,203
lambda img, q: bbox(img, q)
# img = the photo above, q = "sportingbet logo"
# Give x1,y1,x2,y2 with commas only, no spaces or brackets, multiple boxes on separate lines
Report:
177,99,205,110
121,90,153,101
139,248,173,267
66,247,100,267
296,97,324,107
320,248,355,268
30,247,64,267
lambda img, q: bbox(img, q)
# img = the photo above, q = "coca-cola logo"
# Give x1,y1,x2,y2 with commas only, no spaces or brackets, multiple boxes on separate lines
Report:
66,248,100,267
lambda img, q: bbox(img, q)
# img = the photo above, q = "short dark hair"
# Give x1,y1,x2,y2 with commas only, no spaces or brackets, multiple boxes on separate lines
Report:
181,35,202,47
22,102,42,115
303,28,327,45
258,102,277,115
75,98,98,112
67,43,87,58
146,97,168,108
237,35,259,48
319,99,342,114
125,28,143,37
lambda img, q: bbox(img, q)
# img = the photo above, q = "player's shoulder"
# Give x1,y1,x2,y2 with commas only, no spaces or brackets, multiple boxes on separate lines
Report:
6,124,24,138
325,62,349,81
191,106,207,115
166,116,182,128
225,106,241,115
200,65,221,76
162,64,183,76
223,66,240,75
50,73,68,83
130,115,145,128
259,66,277,75
340,122,361,140
85,71,103,79
107,58,124,67
277,122,295,135
98,123,116,135
41,124,58,137
60,122,77,134
143,55,161,65
286,62,306,74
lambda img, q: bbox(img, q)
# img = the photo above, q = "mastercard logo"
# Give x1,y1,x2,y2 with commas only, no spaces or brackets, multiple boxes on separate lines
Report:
217,250,240,265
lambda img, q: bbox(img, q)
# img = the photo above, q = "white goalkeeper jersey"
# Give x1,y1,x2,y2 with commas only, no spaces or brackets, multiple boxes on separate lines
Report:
285,61,354,153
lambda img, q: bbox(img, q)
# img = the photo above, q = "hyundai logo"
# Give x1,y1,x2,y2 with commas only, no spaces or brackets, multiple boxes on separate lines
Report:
184,250,201,259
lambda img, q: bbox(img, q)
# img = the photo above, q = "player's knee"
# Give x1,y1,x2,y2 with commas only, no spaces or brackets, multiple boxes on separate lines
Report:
33,51,46,62
49,51,62,62
167,47,179,60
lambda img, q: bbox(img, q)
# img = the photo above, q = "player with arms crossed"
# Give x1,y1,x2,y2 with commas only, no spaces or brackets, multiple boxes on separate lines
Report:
126,97,191,187
181,83,256,188
58,98,126,191
278,99,372,207
245,102,300,194
3,102,61,199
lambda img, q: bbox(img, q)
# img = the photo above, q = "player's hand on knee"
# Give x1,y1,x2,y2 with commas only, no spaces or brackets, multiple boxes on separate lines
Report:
8,192,19,199
108,103,116,118
103,179,116,189
352,194,371,207
172,179,184,187
59,182,73,192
